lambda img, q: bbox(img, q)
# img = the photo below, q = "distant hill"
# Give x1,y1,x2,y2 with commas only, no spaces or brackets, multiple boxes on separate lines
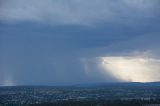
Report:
71,82,160,88
1,82,160,88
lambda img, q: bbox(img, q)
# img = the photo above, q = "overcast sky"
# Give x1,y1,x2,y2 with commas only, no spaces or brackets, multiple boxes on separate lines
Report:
0,0,160,86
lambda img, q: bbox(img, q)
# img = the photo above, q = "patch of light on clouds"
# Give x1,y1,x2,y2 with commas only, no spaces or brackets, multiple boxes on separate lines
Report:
2,75,15,86
99,54,160,82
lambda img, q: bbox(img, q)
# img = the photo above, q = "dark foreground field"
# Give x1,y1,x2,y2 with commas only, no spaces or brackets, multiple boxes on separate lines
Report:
29,99,160,106
0,82,160,106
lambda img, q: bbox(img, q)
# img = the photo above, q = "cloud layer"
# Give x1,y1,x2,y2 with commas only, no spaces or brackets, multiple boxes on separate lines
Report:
0,0,159,25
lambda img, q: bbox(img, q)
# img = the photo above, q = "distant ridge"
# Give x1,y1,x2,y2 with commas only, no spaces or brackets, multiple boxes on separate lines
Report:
1,82,160,88
71,82,160,88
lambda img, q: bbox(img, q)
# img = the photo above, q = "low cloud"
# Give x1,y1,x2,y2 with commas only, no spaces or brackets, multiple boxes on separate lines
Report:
99,55,160,82
81,49,159,83
82,51,160,83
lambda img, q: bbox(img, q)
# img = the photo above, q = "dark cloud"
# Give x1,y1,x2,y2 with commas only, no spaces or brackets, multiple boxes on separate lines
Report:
0,0,160,25
0,0,160,85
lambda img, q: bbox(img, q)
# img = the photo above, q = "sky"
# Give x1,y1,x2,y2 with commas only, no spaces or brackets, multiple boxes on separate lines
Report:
0,0,160,86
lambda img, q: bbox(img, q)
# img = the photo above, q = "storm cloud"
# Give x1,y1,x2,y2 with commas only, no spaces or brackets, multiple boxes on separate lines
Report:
0,0,160,86
0,0,159,25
